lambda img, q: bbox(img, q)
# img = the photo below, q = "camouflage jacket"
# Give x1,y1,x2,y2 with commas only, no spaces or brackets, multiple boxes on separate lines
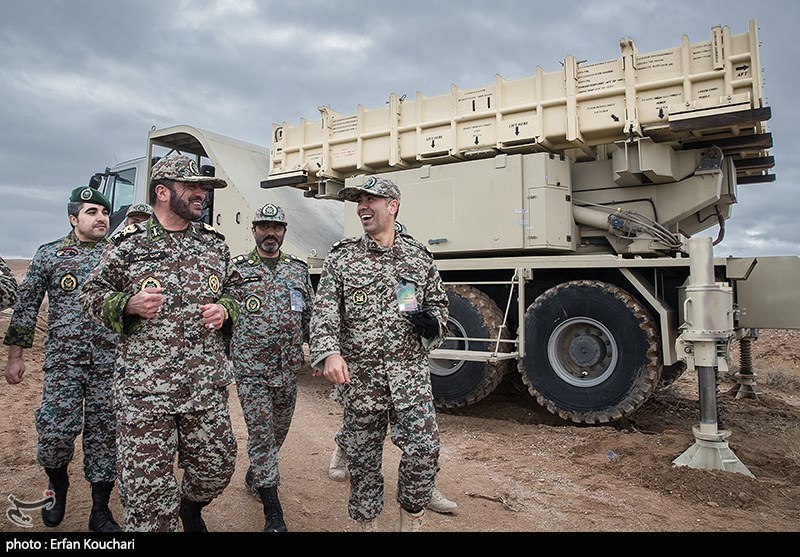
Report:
310,232,449,412
0,256,18,311
231,248,314,384
80,218,242,413
3,232,117,368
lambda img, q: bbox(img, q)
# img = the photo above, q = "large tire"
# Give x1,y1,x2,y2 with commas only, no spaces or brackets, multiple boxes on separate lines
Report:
430,285,511,409
518,280,661,424
658,360,687,388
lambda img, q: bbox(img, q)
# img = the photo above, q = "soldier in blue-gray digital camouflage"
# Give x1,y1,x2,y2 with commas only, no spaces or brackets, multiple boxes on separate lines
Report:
4,186,120,532
80,154,242,532
0,255,18,310
232,202,314,533
310,176,449,532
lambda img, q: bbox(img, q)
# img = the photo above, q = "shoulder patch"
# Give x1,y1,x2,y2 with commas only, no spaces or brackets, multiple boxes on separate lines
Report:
111,223,145,245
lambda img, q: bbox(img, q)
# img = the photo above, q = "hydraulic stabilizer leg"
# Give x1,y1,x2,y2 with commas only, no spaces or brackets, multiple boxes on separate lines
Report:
673,237,754,478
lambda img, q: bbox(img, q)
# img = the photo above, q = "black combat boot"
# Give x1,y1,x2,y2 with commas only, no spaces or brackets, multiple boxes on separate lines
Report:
179,497,210,532
88,481,121,532
42,466,69,527
257,486,287,532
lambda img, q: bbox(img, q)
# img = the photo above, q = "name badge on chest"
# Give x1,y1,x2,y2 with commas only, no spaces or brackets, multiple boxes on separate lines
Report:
290,289,304,312
395,280,418,312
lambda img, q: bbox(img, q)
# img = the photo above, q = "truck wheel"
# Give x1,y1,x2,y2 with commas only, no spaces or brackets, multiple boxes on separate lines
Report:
518,280,661,424
658,361,687,388
430,285,511,409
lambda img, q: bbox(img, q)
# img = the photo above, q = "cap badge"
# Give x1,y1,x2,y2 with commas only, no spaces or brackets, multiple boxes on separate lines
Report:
188,159,200,175
264,204,278,217
80,188,93,201
363,177,377,189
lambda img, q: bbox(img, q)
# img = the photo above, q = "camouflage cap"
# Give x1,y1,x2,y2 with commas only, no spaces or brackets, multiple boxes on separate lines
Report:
252,203,287,225
126,203,153,218
339,176,401,203
69,186,111,212
150,154,227,189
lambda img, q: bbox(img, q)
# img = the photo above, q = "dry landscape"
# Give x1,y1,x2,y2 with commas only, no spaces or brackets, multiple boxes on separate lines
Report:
1,259,798,536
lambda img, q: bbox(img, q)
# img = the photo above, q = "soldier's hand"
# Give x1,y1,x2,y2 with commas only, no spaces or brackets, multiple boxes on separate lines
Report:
322,354,349,385
5,357,25,385
124,287,164,319
404,308,440,341
200,303,227,331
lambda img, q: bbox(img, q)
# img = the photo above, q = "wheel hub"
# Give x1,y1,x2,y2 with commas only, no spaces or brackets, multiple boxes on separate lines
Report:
568,334,607,369
548,318,617,387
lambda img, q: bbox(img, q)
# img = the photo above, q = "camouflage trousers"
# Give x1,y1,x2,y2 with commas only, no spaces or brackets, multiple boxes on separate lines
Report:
336,399,440,521
235,378,297,489
115,390,237,532
36,363,116,482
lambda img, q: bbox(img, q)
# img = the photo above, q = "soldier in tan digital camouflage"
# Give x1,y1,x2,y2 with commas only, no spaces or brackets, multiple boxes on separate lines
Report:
326,221,458,516
4,186,121,532
80,154,242,532
124,203,152,226
310,176,449,532
231,202,314,533
0,255,18,311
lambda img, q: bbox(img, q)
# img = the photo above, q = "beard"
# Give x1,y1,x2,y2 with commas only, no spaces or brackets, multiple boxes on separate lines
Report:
169,191,203,221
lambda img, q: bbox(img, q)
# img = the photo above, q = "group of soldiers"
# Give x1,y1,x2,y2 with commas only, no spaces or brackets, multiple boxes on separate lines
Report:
3,154,456,533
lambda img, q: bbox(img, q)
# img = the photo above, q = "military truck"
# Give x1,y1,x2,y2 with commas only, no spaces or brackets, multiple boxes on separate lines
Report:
261,20,800,425
88,125,344,260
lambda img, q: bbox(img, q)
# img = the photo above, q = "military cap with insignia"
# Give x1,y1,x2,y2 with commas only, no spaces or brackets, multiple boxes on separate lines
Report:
339,176,401,203
126,203,153,218
252,203,287,226
70,186,111,212
151,154,227,190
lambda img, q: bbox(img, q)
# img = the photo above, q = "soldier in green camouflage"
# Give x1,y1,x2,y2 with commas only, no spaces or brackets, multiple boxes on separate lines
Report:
310,176,449,532
0,255,18,310
232,202,314,533
4,186,120,532
80,154,242,532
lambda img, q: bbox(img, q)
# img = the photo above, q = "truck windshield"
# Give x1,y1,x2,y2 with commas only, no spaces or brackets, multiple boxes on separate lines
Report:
103,168,136,213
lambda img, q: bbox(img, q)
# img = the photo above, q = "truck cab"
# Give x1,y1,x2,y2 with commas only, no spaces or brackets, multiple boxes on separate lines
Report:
89,125,345,260
90,156,150,235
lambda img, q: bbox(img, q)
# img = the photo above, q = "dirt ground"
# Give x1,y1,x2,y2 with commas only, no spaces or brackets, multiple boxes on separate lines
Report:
1,259,798,535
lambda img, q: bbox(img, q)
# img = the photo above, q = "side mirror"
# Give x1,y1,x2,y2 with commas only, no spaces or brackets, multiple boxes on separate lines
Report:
88,173,103,190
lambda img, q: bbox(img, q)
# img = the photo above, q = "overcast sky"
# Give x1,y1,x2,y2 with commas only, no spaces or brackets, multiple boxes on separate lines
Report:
1,0,798,259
